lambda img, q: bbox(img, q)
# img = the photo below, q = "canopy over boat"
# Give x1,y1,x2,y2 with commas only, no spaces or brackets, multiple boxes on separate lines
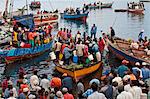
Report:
13,14,34,29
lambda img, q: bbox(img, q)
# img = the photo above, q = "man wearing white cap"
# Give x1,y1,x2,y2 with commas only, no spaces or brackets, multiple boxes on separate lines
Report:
138,29,144,43
132,62,143,79
141,62,150,80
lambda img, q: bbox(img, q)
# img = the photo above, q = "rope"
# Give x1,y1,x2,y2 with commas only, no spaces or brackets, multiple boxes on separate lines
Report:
48,0,54,11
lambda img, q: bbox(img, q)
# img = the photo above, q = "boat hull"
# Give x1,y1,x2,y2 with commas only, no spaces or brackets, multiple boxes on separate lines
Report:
107,39,148,65
128,9,144,14
55,61,103,81
4,40,53,64
61,13,89,22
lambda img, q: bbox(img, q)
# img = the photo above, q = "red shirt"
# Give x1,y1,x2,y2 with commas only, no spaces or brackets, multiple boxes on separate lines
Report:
98,39,105,52
64,93,74,99
50,77,62,88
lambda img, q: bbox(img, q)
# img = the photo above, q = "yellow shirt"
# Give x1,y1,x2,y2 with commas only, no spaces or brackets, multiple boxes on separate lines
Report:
13,32,18,41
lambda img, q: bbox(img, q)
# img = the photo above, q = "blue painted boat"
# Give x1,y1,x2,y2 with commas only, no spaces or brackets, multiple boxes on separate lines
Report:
107,38,150,65
61,12,89,22
0,40,53,64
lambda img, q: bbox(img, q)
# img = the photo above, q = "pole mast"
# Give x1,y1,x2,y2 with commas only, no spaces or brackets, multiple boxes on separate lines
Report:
5,0,9,17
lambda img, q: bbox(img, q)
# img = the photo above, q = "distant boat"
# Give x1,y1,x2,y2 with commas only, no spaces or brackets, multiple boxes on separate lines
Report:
88,2,113,9
140,0,150,2
127,2,144,14
30,1,41,9
61,12,89,22
107,38,150,66
100,2,113,8
55,61,103,81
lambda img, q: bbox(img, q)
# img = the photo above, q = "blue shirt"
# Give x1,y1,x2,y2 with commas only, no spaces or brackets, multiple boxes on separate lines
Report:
63,47,71,59
82,89,93,97
18,93,26,99
117,65,128,78
91,26,97,34
141,67,150,80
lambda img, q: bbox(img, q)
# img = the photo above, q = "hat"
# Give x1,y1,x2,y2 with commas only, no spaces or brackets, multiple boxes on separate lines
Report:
62,87,68,93
62,73,67,77
56,91,63,98
23,88,29,92
141,29,144,32
142,62,147,66
23,79,28,84
8,81,13,85
135,62,140,66
28,94,36,99
123,75,130,81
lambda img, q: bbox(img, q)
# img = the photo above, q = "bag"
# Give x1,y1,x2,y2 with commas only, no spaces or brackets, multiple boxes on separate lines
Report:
49,52,56,60
88,54,94,61
96,52,101,61
59,53,63,60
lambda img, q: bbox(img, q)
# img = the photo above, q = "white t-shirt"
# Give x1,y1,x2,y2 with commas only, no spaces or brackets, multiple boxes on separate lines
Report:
40,78,50,91
87,91,107,99
129,86,142,99
117,91,133,99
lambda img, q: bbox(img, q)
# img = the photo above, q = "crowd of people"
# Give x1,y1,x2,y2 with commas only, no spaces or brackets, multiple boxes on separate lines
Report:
9,24,53,48
0,59,150,99
127,2,144,9
53,24,109,66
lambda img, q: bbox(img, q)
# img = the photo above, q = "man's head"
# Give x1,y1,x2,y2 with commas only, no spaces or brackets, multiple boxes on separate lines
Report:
91,82,98,92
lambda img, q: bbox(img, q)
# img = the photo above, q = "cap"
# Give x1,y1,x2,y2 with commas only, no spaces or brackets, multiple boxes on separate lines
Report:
135,62,140,66
56,91,63,98
62,87,68,93
141,29,144,32
8,81,13,85
23,79,28,84
62,73,67,77
23,88,29,92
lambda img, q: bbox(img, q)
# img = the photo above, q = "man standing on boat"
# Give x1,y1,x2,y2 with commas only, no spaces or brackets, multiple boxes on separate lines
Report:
90,24,97,39
138,29,144,43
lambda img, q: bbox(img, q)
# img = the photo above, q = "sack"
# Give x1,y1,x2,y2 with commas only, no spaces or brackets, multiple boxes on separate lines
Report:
88,54,94,61
49,52,56,60
96,52,101,61
59,53,63,60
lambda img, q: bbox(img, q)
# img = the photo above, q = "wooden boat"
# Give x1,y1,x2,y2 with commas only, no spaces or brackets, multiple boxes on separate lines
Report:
114,9,128,12
30,1,41,9
34,13,59,25
88,2,113,9
100,3,113,8
88,5,99,9
0,40,53,64
61,12,89,22
55,61,103,81
128,9,144,14
127,2,144,14
107,38,150,66
140,0,150,2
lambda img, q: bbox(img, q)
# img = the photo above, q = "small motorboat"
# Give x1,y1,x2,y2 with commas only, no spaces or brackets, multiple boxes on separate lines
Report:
61,12,89,22
127,2,144,14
